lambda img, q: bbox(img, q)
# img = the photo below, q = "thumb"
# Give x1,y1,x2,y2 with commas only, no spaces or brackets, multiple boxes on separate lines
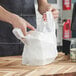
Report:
27,23,35,31
21,26,27,36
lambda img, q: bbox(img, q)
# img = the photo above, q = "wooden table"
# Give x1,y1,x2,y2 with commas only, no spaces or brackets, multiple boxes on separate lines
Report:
0,54,76,76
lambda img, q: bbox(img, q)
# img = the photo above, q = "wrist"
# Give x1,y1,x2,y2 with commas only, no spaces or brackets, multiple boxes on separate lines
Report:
38,0,48,6
9,13,19,26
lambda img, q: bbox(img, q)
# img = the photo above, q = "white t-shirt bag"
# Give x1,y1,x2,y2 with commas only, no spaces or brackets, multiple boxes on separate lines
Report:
13,11,58,66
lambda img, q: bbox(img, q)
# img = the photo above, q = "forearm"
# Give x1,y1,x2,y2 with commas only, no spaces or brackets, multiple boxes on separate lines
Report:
0,6,35,35
0,6,16,24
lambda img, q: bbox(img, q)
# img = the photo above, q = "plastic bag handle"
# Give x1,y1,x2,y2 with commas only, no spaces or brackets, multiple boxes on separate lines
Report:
12,28,26,44
37,11,55,32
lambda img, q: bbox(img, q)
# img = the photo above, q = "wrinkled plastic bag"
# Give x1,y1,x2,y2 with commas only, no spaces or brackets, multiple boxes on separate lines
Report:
12,11,58,66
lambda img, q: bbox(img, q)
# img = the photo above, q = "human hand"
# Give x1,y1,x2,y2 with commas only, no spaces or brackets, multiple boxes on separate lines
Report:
38,3,59,19
11,14,35,36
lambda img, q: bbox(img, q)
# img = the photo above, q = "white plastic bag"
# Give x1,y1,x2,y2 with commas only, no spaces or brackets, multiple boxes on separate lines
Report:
12,11,58,65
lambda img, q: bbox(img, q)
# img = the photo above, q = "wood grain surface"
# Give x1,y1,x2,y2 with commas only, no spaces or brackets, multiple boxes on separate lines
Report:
0,53,76,76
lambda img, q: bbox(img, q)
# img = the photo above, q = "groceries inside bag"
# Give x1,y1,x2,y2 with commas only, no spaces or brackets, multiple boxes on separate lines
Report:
12,11,58,66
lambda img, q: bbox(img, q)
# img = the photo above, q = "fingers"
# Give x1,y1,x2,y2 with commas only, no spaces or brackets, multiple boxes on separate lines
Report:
19,24,35,36
20,25,27,36
21,20,35,36
50,8,59,19
46,5,59,19
38,7,48,15
38,3,51,15
21,21,35,36
53,11,59,19
52,10,59,15
27,23,35,31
